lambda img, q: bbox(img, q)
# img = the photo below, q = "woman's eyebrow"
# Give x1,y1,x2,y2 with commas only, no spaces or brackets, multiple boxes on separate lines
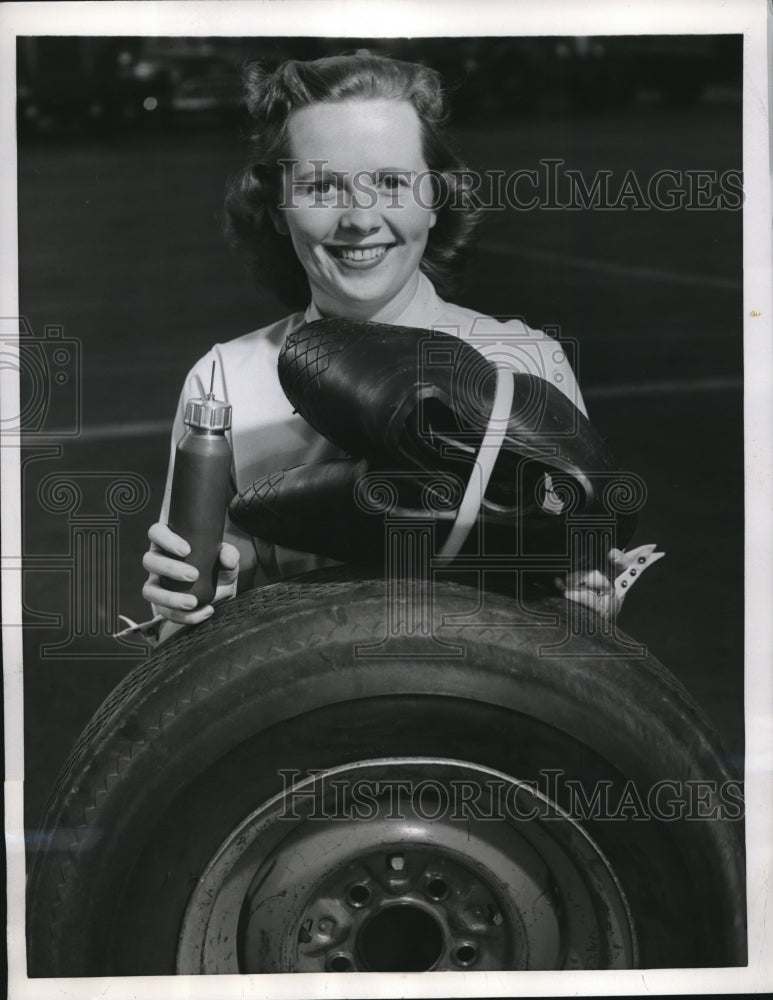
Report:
287,165,331,182
290,165,417,182
374,167,415,176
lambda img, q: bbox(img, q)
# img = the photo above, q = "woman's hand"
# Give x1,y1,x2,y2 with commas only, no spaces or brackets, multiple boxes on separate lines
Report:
142,522,240,626
555,545,664,621
555,564,622,621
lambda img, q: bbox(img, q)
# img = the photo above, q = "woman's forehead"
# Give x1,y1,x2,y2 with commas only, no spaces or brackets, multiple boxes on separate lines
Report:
285,99,427,170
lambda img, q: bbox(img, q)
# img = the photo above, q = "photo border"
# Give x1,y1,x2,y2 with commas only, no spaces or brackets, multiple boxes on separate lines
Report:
2,1,771,996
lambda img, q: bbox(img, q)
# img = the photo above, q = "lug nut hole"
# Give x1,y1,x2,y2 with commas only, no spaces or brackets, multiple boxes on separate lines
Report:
454,943,477,967
425,875,449,901
329,953,353,972
346,881,372,907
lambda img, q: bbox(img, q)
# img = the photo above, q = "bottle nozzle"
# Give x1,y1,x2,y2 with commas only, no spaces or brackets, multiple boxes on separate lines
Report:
183,361,232,431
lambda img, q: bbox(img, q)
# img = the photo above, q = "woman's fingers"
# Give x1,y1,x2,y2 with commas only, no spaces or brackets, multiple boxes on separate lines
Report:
566,588,618,620
142,549,199,581
142,577,215,623
213,583,236,603
147,521,190,557
213,543,240,603
559,567,620,620
568,569,612,594
142,527,239,629
558,545,666,621
144,521,199,601
607,547,629,574
152,602,214,626
142,577,199,611
218,542,240,571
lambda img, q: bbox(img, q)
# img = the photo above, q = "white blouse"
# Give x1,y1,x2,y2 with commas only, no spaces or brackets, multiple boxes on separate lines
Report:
160,273,587,588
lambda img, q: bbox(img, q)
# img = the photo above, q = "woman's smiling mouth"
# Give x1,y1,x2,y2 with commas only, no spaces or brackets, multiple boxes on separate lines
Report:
325,244,394,265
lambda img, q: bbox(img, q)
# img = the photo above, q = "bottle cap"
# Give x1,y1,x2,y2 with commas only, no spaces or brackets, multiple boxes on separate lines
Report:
184,395,232,431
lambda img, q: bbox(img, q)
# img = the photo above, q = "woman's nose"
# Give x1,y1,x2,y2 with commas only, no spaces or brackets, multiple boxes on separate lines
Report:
338,195,382,234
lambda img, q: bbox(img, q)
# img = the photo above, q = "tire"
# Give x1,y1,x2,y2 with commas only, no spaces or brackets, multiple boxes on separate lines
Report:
26,568,746,975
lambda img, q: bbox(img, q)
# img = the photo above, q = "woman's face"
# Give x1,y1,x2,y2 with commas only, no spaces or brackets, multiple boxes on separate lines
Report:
277,99,437,319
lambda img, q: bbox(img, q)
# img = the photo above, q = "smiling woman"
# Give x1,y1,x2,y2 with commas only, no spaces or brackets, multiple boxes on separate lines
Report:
274,99,437,319
225,52,479,309
138,50,602,633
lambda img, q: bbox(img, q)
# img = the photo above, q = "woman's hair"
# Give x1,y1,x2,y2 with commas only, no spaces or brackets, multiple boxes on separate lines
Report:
224,51,481,308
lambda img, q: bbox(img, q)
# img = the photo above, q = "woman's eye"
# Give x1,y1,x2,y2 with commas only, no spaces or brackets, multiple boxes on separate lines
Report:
302,179,337,200
379,173,409,191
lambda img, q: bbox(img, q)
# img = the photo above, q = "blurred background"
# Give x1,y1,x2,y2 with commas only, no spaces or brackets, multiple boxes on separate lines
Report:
16,35,743,829
17,34,741,136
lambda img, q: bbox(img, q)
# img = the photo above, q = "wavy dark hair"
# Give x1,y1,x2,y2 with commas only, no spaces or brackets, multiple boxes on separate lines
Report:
224,51,481,309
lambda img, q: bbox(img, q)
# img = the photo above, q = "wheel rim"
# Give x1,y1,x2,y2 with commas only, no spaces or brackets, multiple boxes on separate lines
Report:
177,758,637,972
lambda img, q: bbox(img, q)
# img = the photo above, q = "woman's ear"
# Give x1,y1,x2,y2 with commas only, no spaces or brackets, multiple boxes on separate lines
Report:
426,169,451,230
271,208,290,236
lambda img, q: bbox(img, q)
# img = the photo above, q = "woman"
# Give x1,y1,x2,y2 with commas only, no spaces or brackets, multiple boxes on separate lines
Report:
140,51,647,640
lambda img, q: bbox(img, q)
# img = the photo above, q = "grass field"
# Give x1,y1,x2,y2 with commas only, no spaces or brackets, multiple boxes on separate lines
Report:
17,98,744,828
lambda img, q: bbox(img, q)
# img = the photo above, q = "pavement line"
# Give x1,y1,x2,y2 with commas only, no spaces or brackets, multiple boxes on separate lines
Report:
584,375,742,399
37,419,173,442
478,241,743,291
39,376,741,443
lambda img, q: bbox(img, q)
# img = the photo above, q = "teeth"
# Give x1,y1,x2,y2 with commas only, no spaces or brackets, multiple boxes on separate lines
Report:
332,245,389,261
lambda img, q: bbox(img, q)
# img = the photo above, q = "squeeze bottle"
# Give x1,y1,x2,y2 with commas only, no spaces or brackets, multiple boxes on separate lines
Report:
161,364,233,606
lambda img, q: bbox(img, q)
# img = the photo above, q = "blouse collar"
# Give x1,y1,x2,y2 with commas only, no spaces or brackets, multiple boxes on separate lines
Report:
303,272,441,329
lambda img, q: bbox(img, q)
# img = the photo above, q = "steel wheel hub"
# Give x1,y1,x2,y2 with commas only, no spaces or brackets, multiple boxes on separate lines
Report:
293,845,509,972
177,758,637,972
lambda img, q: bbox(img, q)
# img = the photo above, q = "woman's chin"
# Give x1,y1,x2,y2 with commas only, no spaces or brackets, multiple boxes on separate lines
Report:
317,295,390,320
315,280,395,316
313,267,421,319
